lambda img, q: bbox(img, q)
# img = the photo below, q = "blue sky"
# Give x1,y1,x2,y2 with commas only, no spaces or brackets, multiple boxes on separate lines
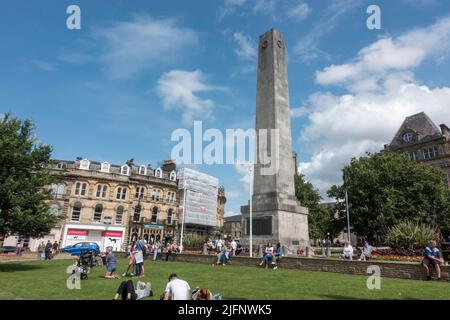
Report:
2,0,450,215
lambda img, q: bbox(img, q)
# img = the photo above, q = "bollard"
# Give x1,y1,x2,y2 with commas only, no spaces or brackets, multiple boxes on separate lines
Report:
306,246,312,258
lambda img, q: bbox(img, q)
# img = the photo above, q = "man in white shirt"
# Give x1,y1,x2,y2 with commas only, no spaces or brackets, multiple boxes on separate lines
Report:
341,241,354,260
163,274,191,300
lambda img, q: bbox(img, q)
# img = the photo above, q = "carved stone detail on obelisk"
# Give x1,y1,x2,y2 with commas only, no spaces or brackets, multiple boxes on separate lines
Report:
241,29,309,250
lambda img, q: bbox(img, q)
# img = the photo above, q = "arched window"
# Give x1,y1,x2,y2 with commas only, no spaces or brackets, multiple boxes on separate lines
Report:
139,165,147,175
71,202,82,221
100,161,110,173
96,184,108,198
116,187,127,200
133,204,141,223
93,204,103,222
151,207,158,224
50,184,65,199
116,206,124,224
167,209,173,225
154,168,162,178
121,165,130,176
167,191,176,203
48,204,60,216
135,186,145,199
74,182,88,196
79,159,90,170
169,170,176,181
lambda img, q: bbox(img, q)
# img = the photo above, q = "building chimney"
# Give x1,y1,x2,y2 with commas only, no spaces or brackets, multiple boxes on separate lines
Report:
440,124,450,138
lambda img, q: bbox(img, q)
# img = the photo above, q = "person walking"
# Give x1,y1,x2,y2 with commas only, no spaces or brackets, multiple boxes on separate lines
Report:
231,239,237,256
52,241,59,257
153,240,162,261
134,238,146,278
122,241,136,277
16,242,23,256
44,240,53,260
37,242,45,260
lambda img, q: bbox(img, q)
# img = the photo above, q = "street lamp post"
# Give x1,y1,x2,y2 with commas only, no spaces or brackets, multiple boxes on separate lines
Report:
248,164,253,258
180,188,187,253
343,171,351,243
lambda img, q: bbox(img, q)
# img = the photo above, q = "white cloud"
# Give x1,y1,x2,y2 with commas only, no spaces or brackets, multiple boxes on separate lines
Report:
28,59,57,72
234,163,252,192
233,32,257,60
300,15,450,197
219,0,247,21
225,0,246,5
92,16,199,79
285,2,311,20
316,16,450,89
157,70,226,124
291,107,308,118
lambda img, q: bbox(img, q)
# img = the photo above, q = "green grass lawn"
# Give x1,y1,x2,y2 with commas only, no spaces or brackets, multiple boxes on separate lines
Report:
0,258,448,300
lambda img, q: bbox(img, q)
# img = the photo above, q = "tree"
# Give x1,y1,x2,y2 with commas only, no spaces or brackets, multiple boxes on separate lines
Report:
295,174,344,240
328,150,450,242
0,113,60,238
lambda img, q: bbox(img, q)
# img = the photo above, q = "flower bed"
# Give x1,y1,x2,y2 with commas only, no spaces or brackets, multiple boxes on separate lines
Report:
371,253,423,262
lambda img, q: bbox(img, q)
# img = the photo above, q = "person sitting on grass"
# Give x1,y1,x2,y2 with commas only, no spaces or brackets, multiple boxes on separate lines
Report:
192,287,214,300
163,273,191,300
358,241,373,261
103,246,119,279
422,240,444,281
214,246,229,266
340,241,354,260
113,280,152,300
259,242,274,268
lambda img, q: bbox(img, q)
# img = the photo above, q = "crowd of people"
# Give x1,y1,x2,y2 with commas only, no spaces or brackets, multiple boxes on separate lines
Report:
36,240,60,260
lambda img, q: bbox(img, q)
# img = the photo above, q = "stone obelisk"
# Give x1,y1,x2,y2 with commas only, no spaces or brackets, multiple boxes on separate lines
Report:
241,29,309,250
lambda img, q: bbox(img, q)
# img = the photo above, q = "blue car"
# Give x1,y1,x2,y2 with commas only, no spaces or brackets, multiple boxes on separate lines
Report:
62,242,100,256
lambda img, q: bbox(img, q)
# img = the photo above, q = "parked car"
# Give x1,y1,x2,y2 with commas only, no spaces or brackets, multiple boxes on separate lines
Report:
0,246,17,254
62,242,100,256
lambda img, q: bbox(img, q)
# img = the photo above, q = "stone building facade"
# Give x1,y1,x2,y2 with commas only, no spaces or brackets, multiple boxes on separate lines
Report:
3,158,227,251
216,186,227,232
385,112,450,188
224,214,242,239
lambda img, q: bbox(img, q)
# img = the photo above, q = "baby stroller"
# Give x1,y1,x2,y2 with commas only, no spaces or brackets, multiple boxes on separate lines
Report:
76,251,93,280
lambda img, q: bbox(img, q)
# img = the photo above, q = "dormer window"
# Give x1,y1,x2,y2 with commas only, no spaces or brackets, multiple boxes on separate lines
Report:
155,168,162,178
79,159,90,170
403,132,414,143
139,165,147,175
56,162,67,170
121,164,130,176
100,162,110,173
169,170,176,181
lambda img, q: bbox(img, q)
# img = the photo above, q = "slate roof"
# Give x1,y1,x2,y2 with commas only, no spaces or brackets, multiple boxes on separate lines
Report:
389,112,442,148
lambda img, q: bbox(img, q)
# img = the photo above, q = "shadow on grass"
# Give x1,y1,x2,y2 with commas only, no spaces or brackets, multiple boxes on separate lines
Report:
0,263,44,272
